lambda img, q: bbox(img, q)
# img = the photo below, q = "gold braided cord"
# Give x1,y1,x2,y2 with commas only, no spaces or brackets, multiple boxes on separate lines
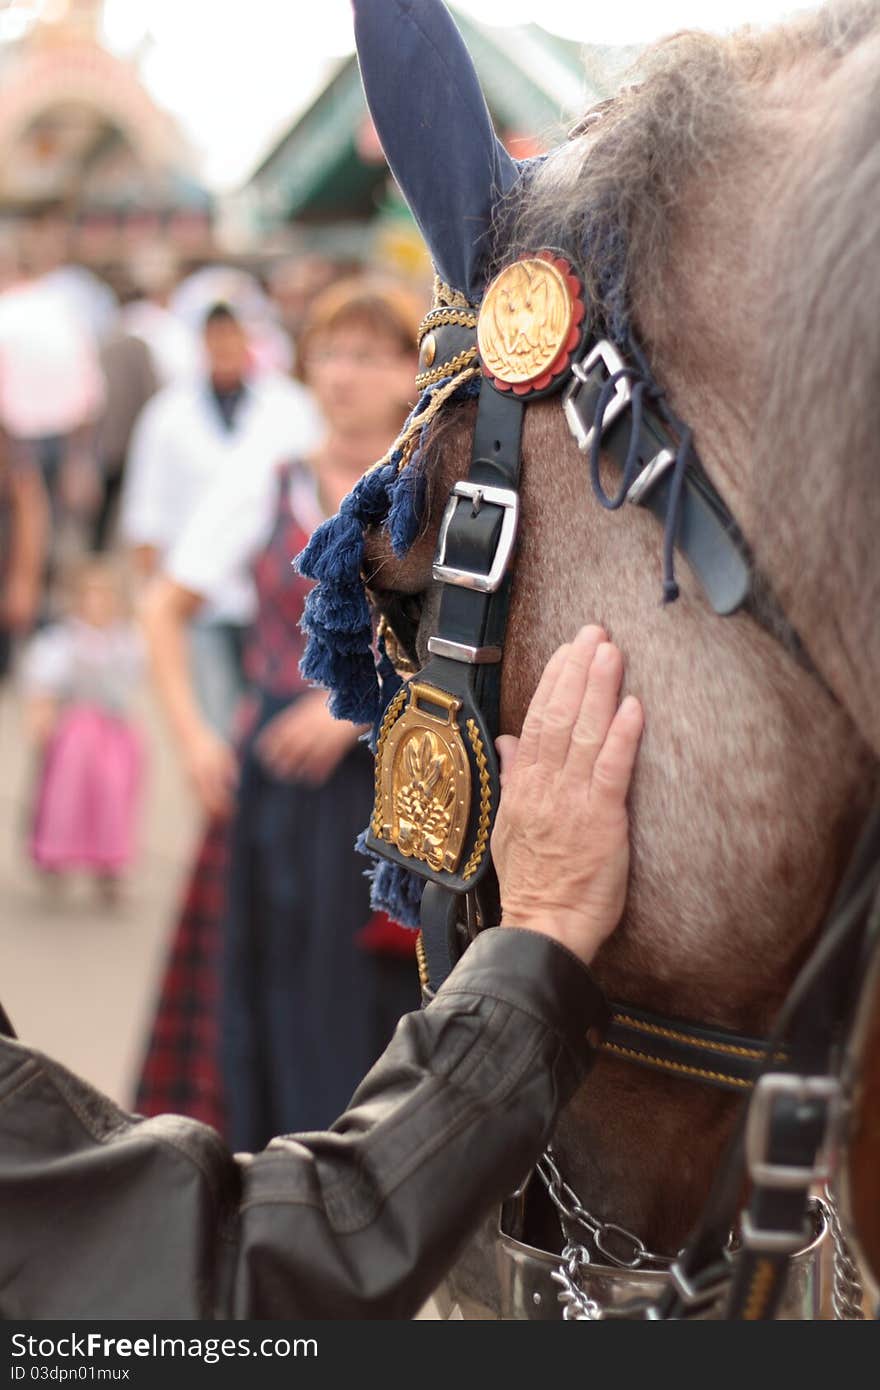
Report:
415,345,478,391
415,931,430,991
364,272,480,478
462,718,492,880
370,686,408,837
417,306,478,342
742,1258,776,1320
433,274,473,309
368,364,481,475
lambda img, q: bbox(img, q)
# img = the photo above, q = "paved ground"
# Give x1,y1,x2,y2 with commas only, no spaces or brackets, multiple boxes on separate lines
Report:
0,676,201,1107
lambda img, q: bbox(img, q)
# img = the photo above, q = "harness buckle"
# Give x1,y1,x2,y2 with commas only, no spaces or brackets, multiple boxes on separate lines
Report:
745,1073,841,1191
626,448,676,505
667,1259,732,1311
433,481,519,593
426,637,502,664
563,339,632,453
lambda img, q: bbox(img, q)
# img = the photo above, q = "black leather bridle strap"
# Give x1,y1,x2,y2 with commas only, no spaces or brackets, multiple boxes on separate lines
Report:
399,381,525,969
603,1006,785,1094
562,343,752,616
429,385,525,729
655,801,880,1319
724,827,880,1320
419,883,468,993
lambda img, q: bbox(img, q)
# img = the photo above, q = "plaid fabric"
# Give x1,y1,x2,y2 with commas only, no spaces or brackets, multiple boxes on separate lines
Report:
246,461,313,700
133,815,229,1134
134,462,322,1135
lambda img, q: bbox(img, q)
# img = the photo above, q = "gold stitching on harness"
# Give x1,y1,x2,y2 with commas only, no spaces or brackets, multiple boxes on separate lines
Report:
415,931,430,991
599,1041,754,1089
611,1012,768,1060
415,346,478,391
371,687,408,837
418,306,478,340
742,1258,776,1320
461,718,492,880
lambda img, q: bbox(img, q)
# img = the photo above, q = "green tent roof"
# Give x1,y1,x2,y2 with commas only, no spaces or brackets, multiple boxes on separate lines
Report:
247,14,639,229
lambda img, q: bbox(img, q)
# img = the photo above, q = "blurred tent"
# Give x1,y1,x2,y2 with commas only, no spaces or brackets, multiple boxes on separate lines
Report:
240,9,640,272
0,0,214,278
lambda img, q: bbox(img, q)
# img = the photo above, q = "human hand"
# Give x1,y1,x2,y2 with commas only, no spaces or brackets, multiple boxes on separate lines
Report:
59,453,101,519
25,695,58,747
184,725,237,818
256,691,363,786
492,625,643,967
1,575,39,631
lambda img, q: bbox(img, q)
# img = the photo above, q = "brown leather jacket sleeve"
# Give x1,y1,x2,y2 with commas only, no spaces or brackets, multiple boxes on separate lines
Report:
222,927,607,1318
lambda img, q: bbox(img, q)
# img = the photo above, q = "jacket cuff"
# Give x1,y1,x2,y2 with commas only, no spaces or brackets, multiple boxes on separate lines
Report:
435,926,609,1070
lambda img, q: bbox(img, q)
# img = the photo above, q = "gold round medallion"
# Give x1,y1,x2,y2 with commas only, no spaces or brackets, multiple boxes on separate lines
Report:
478,255,575,388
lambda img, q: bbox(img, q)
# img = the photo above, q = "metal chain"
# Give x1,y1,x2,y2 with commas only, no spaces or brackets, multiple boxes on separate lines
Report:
824,1184,865,1320
551,1243,603,1320
537,1148,676,1283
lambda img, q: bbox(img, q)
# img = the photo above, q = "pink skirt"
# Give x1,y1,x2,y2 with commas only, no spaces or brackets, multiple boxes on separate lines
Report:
30,705,143,874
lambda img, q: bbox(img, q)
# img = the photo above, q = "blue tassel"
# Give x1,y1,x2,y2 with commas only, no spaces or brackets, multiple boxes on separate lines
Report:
300,634,379,724
387,463,426,557
298,510,363,584
353,462,397,524
303,580,371,635
298,372,480,733
356,832,424,928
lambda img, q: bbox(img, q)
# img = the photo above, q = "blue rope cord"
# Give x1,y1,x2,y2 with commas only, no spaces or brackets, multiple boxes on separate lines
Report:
587,342,692,605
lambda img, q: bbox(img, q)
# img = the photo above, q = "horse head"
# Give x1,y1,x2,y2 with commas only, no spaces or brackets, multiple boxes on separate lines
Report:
300,0,880,1305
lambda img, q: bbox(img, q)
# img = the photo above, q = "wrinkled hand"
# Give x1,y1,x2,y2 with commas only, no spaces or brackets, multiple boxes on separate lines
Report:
256,691,363,786
184,725,237,819
492,625,643,967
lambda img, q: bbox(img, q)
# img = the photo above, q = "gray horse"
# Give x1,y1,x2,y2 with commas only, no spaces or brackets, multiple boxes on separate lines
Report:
300,0,880,1314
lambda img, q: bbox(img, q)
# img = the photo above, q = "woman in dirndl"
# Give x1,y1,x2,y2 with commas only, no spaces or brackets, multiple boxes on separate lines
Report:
141,279,423,1148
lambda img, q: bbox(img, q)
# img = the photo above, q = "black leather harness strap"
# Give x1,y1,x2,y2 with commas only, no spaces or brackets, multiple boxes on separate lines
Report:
369,250,835,1115
561,340,751,616
603,1006,787,1094
655,802,880,1320
429,384,525,733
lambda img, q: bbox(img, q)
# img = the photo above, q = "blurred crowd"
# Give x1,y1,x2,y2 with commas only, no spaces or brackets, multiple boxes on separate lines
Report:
0,232,428,1145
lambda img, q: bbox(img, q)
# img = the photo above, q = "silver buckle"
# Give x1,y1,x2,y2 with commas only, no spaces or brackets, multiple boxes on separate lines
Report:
562,339,632,453
740,1192,831,1256
668,1258,731,1310
739,1212,811,1255
432,481,519,594
427,637,502,664
745,1073,840,1190
626,448,676,505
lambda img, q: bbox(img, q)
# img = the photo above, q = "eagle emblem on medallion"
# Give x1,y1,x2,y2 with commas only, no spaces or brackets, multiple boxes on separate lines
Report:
478,252,586,395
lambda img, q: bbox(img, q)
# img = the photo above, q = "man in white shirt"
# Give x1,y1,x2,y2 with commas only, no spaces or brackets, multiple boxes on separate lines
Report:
120,302,320,736
0,266,106,529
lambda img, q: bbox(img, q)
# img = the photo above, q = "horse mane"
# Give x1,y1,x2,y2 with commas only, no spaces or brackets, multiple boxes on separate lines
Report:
488,0,880,754
753,13,880,757
495,0,877,336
